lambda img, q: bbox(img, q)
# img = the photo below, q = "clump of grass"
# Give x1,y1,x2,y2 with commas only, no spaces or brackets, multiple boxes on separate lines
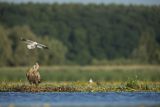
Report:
126,80,140,89
125,75,141,91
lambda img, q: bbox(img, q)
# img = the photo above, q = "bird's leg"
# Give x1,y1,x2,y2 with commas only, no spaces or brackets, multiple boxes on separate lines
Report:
35,83,39,87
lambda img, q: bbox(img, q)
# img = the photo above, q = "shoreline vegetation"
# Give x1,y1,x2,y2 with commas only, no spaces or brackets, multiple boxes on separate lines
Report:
0,65,160,92
0,81,160,92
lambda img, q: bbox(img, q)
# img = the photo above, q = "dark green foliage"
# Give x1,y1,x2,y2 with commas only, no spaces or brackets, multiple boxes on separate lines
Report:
0,3,160,65
0,25,67,66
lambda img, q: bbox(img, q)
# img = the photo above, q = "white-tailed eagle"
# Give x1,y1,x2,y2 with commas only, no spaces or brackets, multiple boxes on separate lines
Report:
21,38,48,49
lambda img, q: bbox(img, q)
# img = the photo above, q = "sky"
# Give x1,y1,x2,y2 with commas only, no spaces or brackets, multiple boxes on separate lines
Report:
0,0,160,5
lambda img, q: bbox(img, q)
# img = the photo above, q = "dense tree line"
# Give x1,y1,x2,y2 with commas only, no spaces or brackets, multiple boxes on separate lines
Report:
0,25,67,66
0,3,160,66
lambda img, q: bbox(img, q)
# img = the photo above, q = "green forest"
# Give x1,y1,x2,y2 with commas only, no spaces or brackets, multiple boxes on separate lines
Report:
0,3,160,66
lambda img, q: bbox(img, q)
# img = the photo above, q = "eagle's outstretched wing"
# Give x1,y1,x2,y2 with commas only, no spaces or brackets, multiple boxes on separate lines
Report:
37,43,48,49
20,38,35,45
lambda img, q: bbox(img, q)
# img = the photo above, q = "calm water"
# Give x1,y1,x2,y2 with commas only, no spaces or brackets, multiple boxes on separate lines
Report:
0,92,160,107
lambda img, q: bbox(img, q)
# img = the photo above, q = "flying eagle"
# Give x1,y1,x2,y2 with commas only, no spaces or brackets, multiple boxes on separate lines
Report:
26,63,41,85
21,38,48,49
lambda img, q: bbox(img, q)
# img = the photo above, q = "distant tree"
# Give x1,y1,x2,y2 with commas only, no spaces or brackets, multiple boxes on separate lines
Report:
8,25,38,66
0,26,12,66
67,27,91,64
38,36,68,65
132,30,160,64
0,3,160,65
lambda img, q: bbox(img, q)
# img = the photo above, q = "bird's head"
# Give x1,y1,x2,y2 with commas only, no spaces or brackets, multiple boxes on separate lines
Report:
35,62,39,65
35,62,39,69
33,42,38,45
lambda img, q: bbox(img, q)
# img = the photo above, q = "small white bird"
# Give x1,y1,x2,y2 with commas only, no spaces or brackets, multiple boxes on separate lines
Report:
89,78,93,83
21,38,48,50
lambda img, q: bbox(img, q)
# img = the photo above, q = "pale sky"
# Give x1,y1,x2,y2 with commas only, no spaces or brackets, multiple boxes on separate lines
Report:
0,0,160,5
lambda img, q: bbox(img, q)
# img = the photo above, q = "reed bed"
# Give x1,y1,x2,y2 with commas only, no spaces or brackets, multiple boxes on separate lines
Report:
0,65,160,82
0,65,159,92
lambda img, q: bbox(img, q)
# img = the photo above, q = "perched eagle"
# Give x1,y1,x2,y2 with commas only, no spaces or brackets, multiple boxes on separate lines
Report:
26,63,41,85
21,38,48,49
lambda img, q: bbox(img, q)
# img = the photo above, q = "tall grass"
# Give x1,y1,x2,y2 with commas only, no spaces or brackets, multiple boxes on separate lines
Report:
0,65,160,82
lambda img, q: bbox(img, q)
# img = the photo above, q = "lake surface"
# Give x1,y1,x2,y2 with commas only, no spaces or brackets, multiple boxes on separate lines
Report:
0,92,160,107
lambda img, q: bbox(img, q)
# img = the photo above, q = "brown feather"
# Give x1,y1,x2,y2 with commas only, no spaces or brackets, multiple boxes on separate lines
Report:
26,63,40,85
